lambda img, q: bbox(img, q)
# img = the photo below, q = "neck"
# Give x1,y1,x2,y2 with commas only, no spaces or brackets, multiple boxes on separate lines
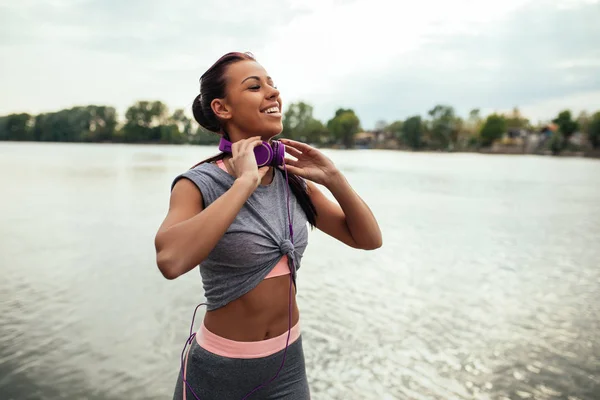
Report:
223,124,270,143
221,154,275,186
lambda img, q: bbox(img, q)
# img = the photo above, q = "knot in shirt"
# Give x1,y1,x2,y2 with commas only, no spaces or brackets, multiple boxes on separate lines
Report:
279,239,295,257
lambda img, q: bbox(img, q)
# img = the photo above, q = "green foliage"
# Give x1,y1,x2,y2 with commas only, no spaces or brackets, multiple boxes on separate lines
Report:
0,113,34,141
303,118,329,145
1,101,597,154
548,131,565,155
505,107,529,130
402,116,424,150
122,101,170,143
0,106,118,143
587,111,600,149
553,110,579,139
327,108,360,148
282,102,328,144
479,114,507,147
426,105,460,150
189,126,221,145
386,120,403,140
0,102,184,145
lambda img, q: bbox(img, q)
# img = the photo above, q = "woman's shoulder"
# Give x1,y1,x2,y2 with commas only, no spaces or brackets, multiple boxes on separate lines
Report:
171,162,231,193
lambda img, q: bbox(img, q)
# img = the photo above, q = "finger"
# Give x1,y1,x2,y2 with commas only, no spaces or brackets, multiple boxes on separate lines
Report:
280,138,312,152
284,154,298,164
250,138,267,148
258,166,270,178
227,158,235,174
231,137,242,153
284,158,300,167
233,136,261,155
282,164,305,177
284,145,303,158
240,137,263,155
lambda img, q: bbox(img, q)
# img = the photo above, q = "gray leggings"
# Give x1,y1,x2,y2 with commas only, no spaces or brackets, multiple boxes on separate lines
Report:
173,335,310,400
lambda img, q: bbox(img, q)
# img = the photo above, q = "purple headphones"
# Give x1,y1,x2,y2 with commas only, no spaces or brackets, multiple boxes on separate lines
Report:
218,137,286,168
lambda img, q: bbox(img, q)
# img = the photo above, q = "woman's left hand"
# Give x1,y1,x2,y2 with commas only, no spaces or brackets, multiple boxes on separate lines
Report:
279,139,340,187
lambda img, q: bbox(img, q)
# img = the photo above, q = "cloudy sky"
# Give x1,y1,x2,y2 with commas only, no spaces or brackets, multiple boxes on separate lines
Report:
1,0,598,129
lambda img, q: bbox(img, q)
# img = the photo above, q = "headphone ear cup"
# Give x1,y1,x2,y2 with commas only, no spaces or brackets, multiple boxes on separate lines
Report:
254,141,273,167
273,141,285,167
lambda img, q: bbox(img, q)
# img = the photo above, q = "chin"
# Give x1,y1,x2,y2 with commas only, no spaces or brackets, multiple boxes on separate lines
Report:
263,122,283,139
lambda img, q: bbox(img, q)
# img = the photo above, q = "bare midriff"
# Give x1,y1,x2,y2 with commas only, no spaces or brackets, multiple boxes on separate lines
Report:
203,273,299,341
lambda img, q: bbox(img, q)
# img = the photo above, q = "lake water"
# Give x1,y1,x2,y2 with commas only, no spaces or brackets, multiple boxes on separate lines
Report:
1,142,599,400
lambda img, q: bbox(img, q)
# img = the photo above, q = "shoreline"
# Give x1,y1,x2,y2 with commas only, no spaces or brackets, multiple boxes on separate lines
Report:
1,140,599,159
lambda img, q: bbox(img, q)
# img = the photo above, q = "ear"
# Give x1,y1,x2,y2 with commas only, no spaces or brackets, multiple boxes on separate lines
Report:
211,98,232,121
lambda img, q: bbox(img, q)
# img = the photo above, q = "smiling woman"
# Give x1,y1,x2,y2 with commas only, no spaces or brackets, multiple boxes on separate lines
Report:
154,51,382,399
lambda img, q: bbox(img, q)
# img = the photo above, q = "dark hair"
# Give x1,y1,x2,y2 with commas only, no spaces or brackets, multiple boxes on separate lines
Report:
190,52,317,228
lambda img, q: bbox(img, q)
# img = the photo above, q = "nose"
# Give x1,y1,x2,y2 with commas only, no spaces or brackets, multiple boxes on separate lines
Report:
266,85,280,100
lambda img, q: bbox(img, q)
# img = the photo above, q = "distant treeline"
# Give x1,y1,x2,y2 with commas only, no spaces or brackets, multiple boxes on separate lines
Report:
1,100,599,153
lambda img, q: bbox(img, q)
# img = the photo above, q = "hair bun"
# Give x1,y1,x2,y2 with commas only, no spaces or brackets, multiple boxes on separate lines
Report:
192,93,219,132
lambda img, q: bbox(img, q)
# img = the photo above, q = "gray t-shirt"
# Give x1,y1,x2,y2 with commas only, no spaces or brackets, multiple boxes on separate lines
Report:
171,162,309,310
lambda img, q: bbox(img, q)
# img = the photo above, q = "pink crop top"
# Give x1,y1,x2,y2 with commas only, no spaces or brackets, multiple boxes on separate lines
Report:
215,159,290,281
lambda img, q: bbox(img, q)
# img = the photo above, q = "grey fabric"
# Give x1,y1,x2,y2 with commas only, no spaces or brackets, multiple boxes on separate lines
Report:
173,336,310,400
171,162,309,310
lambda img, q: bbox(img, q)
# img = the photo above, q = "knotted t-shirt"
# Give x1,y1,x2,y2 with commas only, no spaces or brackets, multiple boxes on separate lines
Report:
171,162,309,310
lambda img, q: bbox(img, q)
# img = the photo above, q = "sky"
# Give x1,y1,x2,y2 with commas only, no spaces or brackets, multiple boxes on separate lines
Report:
1,0,599,129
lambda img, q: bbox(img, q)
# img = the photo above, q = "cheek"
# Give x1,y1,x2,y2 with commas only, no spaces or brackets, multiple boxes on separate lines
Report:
235,93,262,117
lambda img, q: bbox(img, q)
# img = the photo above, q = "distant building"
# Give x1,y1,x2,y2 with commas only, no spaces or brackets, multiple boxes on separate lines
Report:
353,130,398,149
354,131,376,148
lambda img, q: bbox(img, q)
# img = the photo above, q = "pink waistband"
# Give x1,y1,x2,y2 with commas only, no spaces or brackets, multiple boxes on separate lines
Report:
196,320,301,359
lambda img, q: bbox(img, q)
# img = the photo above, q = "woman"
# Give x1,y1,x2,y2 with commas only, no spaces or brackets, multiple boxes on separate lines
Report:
155,52,382,399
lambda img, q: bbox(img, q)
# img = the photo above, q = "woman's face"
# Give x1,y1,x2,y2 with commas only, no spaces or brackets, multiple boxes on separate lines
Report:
217,60,283,140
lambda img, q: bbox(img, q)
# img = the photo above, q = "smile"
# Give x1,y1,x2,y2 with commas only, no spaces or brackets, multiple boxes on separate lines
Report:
263,106,280,114
262,106,281,118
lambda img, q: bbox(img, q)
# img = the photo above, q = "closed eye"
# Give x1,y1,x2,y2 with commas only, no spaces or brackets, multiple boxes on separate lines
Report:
249,84,277,91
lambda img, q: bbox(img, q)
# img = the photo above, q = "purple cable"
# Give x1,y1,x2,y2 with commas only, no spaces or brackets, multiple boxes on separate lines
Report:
180,159,295,400
180,302,206,400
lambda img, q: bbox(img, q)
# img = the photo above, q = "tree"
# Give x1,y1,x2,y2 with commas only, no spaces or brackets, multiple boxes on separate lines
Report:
80,106,118,142
282,101,327,144
462,108,483,148
427,104,460,150
190,126,220,145
577,111,590,134
386,120,404,141
505,107,529,130
327,108,360,148
587,111,600,149
123,101,169,143
0,113,34,141
31,108,88,142
479,114,506,147
303,118,328,145
402,115,424,150
168,109,192,144
552,110,579,140
466,109,483,132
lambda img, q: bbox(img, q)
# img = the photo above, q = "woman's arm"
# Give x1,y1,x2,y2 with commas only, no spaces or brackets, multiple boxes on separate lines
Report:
280,139,382,250
155,176,257,279
307,177,382,250
154,137,270,279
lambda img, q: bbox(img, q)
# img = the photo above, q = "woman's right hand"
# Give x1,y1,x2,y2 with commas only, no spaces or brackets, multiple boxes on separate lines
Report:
226,136,270,189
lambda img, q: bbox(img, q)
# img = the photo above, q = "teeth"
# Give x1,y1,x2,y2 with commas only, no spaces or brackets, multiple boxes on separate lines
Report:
264,107,279,114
